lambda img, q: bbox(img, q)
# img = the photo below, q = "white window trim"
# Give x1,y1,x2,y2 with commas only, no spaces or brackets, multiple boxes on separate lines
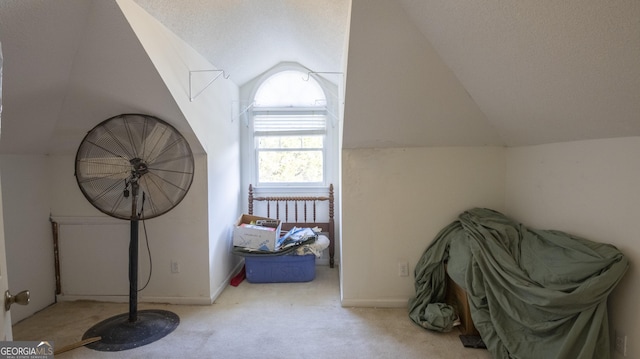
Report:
240,63,339,192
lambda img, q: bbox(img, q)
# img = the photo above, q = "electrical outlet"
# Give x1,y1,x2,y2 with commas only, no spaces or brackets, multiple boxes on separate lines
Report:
398,261,409,277
171,260,180,274
615,331,627,356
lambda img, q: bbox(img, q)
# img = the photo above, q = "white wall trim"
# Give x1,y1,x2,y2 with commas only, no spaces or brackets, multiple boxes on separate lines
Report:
140,296,213,305
50,216,126,225
56,294,213,306
56,260,248,306
341,298,409,308
56,294,130,303
209,260,246,302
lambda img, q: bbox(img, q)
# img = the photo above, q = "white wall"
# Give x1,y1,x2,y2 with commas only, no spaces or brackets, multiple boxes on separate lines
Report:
50,153,212,304
341,0,505,306
341,147,505,306
342,0,501,149
339,138,638,358
0,0,243,311
0,155,56,323
37,0,216,306
0,1,241,320
505,137,640,358
117,0,242,301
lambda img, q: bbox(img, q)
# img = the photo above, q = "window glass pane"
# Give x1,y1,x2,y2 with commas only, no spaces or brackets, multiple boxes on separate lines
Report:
249,68,331,185
258,150,323,183
254,71,326,107
301,136,323,148
258,135,323,149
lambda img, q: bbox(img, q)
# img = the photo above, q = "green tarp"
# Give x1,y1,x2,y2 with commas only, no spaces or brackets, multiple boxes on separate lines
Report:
408,208,628,359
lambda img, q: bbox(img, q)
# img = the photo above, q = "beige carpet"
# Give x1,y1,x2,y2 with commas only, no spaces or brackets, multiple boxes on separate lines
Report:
13,267,491,359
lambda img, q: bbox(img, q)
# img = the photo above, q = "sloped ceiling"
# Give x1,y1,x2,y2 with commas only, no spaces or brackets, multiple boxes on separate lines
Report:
0,0,638,155
0,0,91,154
343,0,503,148
0,0,196,155
399,0,640,146
0,0,350,155
132,0,351,87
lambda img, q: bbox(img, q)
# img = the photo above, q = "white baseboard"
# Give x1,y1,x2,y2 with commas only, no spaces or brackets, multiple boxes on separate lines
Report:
139,296,213,305
316,257,330,266
209,260,246,303
56,261,248,306
340,298,409,308
56,294,212,305
56,294,130,303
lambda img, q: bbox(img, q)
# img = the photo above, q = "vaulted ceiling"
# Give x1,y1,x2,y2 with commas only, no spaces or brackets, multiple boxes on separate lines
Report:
133,0,350,87
399,0,640,146
0,0,638,155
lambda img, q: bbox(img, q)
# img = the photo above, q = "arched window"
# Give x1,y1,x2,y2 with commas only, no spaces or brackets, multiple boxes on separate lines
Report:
254,71,326,107
243,66,336,187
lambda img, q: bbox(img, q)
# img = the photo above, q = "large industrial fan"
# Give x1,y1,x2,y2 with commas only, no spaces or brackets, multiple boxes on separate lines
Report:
74,113,194,351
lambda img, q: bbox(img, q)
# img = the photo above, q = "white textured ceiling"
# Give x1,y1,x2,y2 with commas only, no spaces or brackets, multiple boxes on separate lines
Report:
0,0,350,154
132,0,351,86
0,0,638,155
0,0,92,154
398,0,640,146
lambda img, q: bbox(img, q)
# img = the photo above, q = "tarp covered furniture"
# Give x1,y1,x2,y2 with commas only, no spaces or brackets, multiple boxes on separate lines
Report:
409,208,628,359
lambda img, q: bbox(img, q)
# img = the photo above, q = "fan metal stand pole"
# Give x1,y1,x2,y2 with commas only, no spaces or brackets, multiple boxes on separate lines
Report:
81,182,180,352
129,195,139,323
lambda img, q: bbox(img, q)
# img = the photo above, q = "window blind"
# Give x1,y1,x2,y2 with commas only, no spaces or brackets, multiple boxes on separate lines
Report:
253,113,326,135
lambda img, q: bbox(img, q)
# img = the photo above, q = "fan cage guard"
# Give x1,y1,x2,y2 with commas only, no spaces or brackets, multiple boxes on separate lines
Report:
74,113,194,351
75,113,194,220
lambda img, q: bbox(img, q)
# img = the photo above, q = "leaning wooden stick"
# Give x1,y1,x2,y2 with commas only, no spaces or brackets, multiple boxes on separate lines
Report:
54,336,101,355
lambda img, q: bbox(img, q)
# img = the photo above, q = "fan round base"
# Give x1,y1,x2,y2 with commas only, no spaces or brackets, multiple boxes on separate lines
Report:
82,309,179,352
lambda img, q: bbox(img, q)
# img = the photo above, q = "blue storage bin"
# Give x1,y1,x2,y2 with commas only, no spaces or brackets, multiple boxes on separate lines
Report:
245,254,315,283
